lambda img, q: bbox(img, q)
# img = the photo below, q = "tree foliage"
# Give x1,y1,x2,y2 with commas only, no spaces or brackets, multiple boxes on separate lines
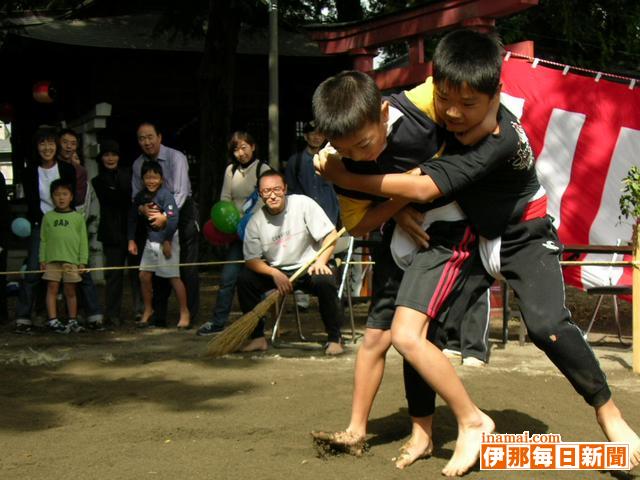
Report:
4,0,639,223
619,166,640,223
498,0,640,74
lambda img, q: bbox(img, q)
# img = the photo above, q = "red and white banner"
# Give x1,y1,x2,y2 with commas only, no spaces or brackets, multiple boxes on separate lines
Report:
500,57,639,293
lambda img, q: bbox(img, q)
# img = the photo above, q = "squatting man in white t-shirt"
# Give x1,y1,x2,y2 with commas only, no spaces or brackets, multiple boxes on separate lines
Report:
237,170,344,355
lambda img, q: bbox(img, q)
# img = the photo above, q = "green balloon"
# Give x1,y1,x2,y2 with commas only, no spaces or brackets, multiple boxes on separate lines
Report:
211,201,241,234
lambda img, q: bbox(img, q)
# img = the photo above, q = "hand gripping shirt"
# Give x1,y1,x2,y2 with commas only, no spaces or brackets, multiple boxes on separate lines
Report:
335,77,450,230
419,105,540,239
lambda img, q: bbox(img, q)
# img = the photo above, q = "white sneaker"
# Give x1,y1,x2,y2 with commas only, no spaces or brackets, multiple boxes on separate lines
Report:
294,290,310,309
462,357,486,367
442,348,462,359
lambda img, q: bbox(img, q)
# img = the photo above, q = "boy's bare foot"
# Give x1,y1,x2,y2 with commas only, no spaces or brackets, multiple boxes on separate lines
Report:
394,438,433,469
136,310,153,327
394,416,434,469
325,341,344,355
442,409,495,477
176,312,191,329
311,430,367,456
596,400,640,467
240,337,268,352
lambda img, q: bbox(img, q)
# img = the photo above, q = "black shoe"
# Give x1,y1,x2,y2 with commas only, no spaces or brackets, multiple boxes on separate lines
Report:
87,320,105,331
47,318,70,334
14,323,34,335
196,322,224,337
150,313,167,328
66,319,85,333
104,317,120,328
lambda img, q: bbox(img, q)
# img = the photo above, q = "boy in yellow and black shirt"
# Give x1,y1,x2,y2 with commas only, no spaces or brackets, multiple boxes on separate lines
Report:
311,71,494,467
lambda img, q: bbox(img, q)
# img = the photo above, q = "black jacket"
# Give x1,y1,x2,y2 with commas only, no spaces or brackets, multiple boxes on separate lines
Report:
92,167,132,246
23,160,77,225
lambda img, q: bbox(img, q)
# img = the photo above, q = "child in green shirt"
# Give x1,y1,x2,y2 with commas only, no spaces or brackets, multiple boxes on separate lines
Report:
39,179,88,334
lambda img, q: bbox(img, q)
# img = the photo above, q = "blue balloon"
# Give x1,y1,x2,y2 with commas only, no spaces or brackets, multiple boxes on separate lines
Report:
11,217,31,238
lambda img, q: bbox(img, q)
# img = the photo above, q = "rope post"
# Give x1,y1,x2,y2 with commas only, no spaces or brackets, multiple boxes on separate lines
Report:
633,221,640,374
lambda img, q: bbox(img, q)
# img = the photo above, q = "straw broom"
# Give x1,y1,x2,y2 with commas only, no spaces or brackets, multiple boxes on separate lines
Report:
207,227,347,357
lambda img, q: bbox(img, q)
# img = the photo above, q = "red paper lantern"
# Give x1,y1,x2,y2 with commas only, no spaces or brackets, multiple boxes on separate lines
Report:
33,81,56,103
0,103,14,122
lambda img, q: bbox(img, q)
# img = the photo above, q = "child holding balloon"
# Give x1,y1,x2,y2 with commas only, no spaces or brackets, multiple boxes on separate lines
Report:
128,160,190,329
197,131,270,336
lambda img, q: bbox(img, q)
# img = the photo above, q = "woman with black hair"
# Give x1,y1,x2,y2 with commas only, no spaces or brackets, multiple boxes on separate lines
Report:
92,140,143,325
14,127,76,334
196,131,270,336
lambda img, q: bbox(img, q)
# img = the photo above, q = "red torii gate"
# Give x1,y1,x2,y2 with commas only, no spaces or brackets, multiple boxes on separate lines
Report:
307,0,538,90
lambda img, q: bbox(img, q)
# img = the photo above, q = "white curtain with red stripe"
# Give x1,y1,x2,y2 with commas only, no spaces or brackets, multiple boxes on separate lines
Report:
500,58,639,293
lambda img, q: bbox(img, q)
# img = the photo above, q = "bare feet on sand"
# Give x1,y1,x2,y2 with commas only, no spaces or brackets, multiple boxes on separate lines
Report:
394,438,433,469
442,409,495,477
394,417,434,469
240,337,269,352
597,400,640,468
311,430,366,456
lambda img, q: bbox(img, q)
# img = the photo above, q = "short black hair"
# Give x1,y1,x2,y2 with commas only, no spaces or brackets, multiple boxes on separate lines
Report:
433,29,504,96
32,127,57,165
302,120,317,134
312,70,381,140
257,169,284,189
34,126,57,145
137,120,161,136
228,131,256,156
50,178,74,197
57,128,79,142
141,160,163,178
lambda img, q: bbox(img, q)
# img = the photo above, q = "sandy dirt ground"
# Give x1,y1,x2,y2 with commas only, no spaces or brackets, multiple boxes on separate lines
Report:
0,286,638,480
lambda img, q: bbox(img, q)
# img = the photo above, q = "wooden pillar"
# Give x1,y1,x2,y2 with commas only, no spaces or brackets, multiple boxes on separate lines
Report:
408,37,425,65
351,48,377,72
633,221,639,373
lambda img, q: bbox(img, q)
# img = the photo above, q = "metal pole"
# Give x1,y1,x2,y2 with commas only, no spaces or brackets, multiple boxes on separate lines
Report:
633,222,639,373
268,0,279,169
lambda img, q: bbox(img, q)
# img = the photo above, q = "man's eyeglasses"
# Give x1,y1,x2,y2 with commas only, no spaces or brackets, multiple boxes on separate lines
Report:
259,186,284,197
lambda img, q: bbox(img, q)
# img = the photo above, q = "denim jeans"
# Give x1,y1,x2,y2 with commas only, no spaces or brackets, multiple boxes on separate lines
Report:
210,240,244,330
16,225,42,321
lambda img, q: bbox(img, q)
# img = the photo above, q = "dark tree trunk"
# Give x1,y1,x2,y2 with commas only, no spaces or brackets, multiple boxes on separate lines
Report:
197,0,242,227
335,0,363,22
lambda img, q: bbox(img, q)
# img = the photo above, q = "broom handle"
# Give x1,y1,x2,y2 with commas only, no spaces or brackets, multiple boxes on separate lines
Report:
288,227,347,284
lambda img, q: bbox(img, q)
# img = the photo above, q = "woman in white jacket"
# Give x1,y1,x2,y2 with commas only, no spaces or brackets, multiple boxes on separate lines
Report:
197,131,270,336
